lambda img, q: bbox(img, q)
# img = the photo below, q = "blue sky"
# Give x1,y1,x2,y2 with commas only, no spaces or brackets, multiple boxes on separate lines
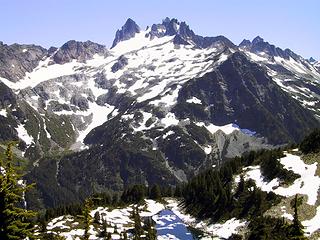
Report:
1,0,319,59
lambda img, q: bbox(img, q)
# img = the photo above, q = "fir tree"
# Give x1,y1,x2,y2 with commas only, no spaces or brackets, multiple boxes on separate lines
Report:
94,211,100,224
82,198,93,240
145,219,157,240
0,143,36,240
106,232,112,240
131,207,143,240
123,231,128,240
149,184,161,200
289,194,306,239
99,218,108,238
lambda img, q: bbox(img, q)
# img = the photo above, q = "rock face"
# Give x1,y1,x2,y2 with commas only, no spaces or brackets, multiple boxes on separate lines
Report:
111,18,141,48
52,40,107,64
174,52,319,144
0,42,47,81
111,55,128,72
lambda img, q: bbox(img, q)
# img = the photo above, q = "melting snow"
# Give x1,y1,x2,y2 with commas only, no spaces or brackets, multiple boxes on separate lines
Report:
204,145,212,155
240,153,320,206
163,130,175,139
186,96,202,104
303,205,320,236
235,166,280,192
167,199,245,239
274,153,320,205
75,102,116,149
160,113,179,128
0,109,7,117
15,124,34,146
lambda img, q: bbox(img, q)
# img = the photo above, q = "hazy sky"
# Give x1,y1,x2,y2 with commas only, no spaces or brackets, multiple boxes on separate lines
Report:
1,0,319,59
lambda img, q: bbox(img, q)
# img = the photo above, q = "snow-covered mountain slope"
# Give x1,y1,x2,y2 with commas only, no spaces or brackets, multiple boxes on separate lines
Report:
1,18,320,207
239,36,320,117
0,18,257,154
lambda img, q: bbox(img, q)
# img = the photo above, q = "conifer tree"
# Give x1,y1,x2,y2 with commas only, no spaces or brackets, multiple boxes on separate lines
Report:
145,218,157,240
0,143,36,240
131,207,143,240
82,198,93,240
99,218,108,238
149,184,161,200
289,194,306,239
123,231,128,240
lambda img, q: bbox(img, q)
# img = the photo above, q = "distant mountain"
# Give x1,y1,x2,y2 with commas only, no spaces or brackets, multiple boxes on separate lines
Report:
0,18,319,207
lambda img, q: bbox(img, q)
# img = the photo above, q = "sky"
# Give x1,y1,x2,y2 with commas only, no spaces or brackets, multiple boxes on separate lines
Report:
1,0,319,59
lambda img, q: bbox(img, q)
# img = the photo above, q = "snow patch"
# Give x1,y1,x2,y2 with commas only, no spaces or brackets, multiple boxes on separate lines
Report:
160,113,179,128
15,124,34,146
303,205,320,236
0,109,7,117
163,130,174,139
74,102,116,149
240,153,320,206
204,145,212,155
186,96,202,104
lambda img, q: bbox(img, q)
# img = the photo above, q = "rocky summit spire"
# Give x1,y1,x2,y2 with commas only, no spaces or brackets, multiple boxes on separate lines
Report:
111,18,141,48
252,36,264,45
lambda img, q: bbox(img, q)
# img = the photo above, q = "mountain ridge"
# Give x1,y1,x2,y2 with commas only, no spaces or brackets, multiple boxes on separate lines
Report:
0,17,319,208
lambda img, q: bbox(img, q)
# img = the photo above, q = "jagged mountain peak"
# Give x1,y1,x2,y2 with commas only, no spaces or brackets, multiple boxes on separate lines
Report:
109,17,236,51
111,18,141,48
252,35,264,44
308,57,317,63
239,35,302,61
52,40,107,64
147,17,195,41
239,39,251,48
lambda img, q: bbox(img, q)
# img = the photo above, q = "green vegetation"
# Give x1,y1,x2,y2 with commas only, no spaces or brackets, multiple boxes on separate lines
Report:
258,149,300,184
181,154,282,222
300,129,320,154
0,143,36,239
247,194,307,239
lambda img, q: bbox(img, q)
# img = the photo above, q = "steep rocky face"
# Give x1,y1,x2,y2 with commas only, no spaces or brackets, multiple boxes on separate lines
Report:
240,37,320,119
52,40,107,64
111,18,141,48
0,82,19,142
174,52,319,144
0,42,47,82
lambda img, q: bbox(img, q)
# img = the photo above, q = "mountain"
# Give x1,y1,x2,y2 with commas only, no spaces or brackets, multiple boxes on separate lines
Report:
111,18,141,48
239,36,320,116
0,18,319,208
0,41,47,81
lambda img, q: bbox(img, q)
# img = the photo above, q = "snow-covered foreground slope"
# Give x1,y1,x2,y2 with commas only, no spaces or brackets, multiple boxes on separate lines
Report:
40,199,246,240
237,151,320,236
